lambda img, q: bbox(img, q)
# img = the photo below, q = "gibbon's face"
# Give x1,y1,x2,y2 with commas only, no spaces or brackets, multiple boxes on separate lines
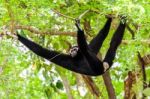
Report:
69,46,79,57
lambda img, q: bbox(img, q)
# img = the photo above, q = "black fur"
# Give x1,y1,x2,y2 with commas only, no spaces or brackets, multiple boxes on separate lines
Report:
17,18,126,76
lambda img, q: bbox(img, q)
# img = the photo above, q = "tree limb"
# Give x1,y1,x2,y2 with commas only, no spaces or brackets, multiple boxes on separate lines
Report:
2,25,150,45
4,0,15,34
15,25,76,37
102,71,116,99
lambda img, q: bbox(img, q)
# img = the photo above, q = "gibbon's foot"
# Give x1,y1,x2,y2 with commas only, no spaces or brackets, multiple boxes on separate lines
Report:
7,32,18,39
103,62,109,72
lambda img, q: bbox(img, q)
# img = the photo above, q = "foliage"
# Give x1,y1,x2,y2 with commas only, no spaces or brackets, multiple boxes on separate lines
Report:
0,0,150,98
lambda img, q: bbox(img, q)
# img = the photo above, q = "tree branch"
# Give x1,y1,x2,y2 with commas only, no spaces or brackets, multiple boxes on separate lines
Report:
82,75,101,98
102,71,116,99
4,0,15,34
15,25,76,37
97,53,116,99
3,25,150,45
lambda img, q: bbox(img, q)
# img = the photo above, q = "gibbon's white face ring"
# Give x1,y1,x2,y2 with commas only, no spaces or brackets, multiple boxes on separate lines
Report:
103,62,109,72
69,46,79,57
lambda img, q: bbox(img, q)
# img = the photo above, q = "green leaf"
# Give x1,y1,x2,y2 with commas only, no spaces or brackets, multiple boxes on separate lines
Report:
56,80,63,90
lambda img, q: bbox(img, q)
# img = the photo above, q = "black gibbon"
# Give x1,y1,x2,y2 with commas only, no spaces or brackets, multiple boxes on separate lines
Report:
17,17,126,76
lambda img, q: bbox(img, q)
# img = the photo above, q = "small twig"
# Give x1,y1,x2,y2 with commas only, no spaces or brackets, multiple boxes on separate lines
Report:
78,10,90,19
63,40,72,52
89,9,101,14
4,0,15,34
132,23,141,30
126,24,135,39
83,19,92,37
122,40,150,45
52,9,91,21
51,9,75,20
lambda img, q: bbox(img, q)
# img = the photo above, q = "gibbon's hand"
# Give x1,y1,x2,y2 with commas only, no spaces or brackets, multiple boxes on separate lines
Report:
75,19,82,31
6,31,18,39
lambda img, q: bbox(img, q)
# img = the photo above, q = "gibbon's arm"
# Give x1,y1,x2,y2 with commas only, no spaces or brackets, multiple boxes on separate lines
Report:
75,22,89,53
17,34,76,69
103,21,126,67
89,18,112,54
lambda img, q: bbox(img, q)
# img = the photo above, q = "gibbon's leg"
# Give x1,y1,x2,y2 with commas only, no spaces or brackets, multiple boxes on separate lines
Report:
89,18,112,54
103,20,126,69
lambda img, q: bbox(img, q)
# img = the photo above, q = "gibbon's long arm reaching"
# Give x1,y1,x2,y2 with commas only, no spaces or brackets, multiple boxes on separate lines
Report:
17,18,126,76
